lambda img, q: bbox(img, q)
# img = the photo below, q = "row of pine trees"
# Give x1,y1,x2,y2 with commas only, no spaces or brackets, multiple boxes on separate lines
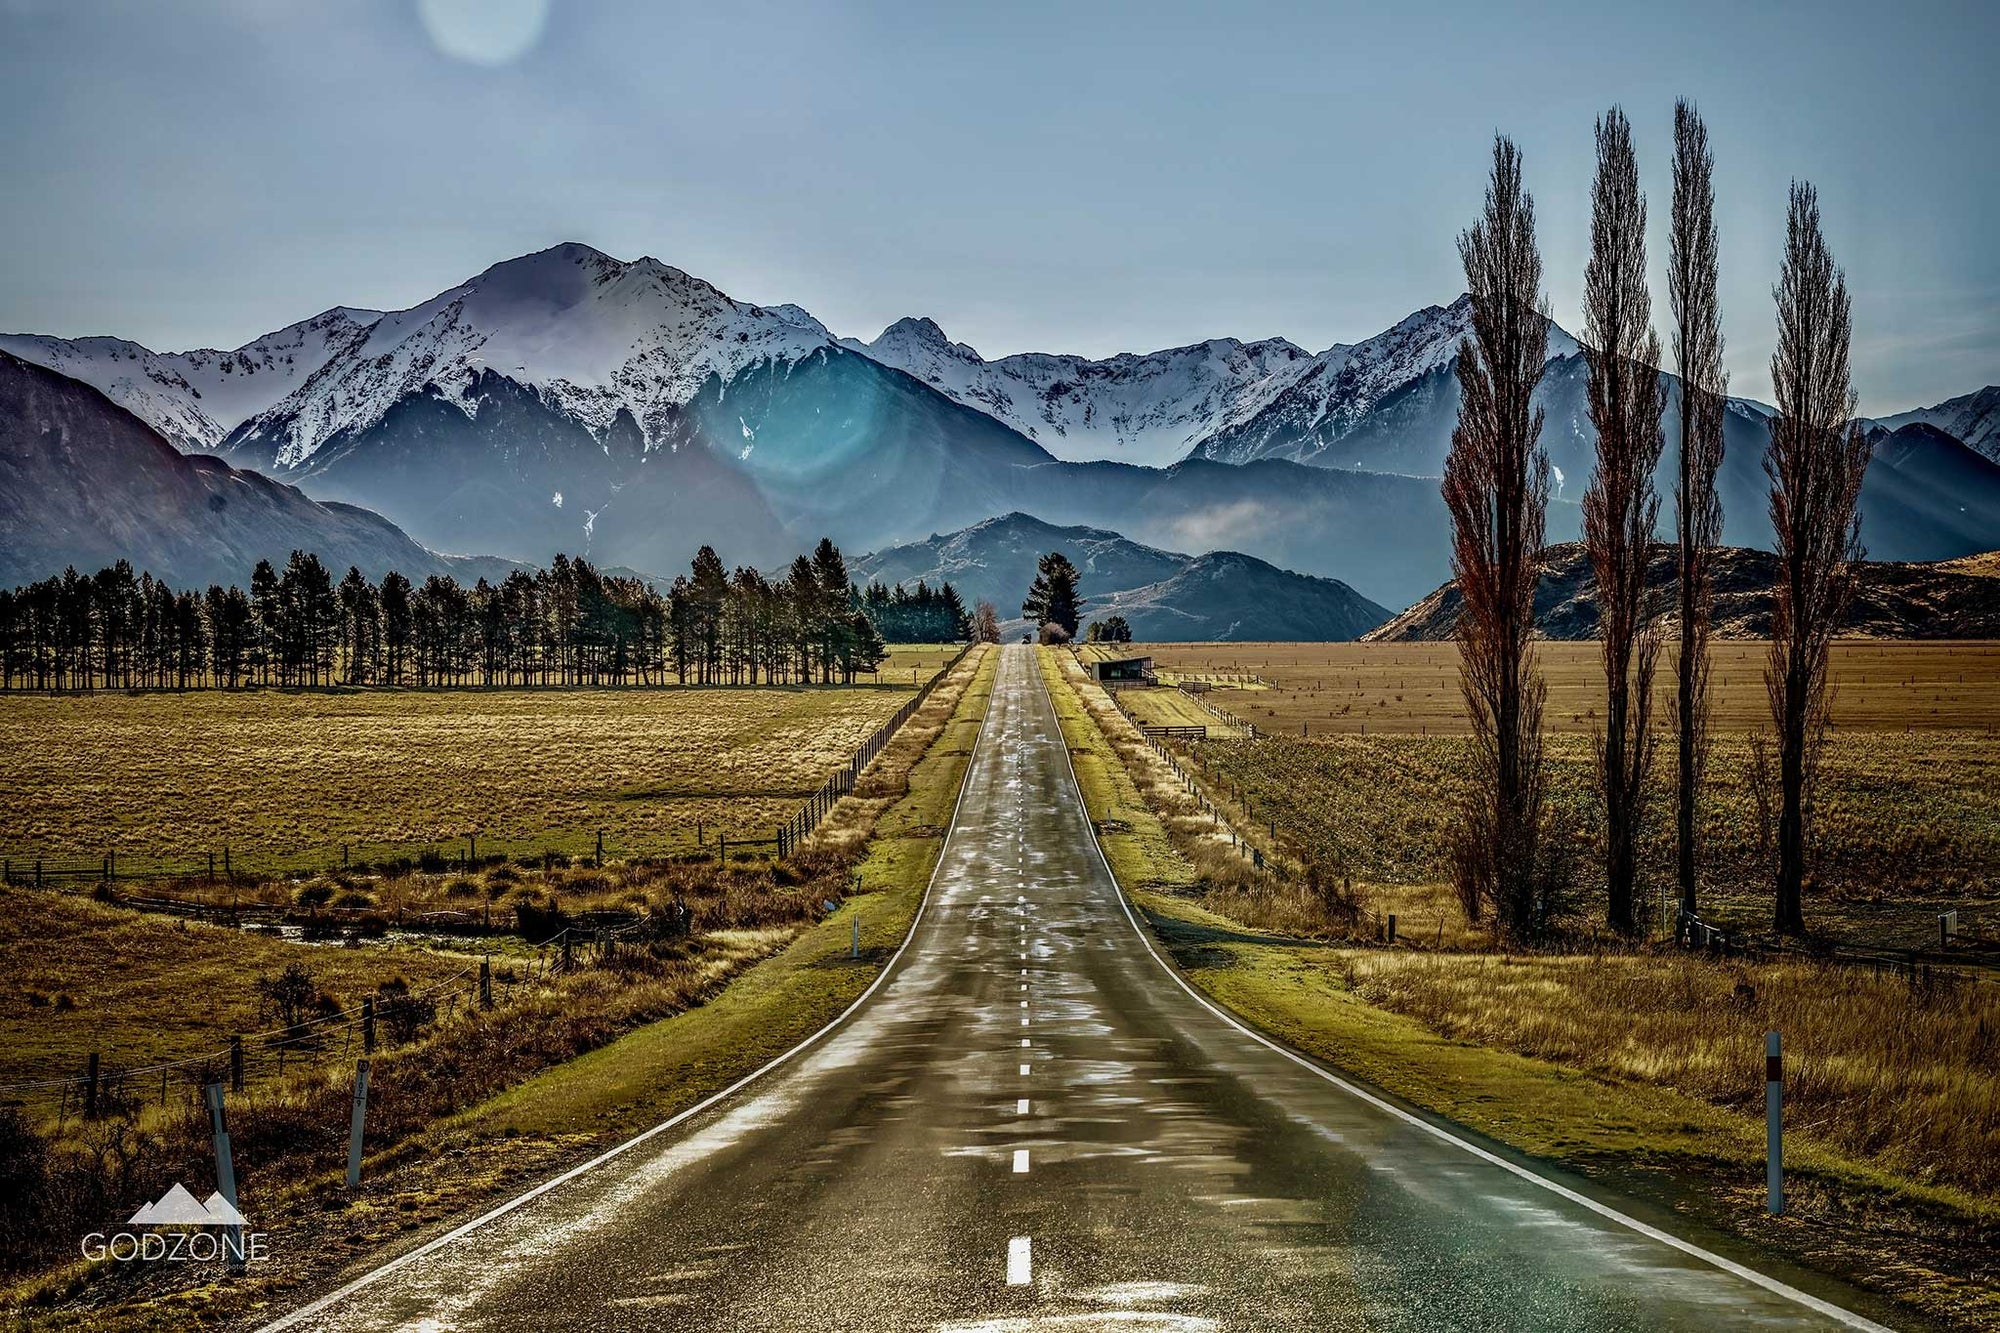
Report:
0,539,971,691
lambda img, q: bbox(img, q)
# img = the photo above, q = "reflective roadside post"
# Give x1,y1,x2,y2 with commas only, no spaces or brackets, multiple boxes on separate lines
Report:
1765,1031,1783,1215
206,1082,244,1271
347,1059,371,1190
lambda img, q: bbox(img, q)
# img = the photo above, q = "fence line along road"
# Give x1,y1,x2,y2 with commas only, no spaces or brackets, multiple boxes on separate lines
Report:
775,641,974,857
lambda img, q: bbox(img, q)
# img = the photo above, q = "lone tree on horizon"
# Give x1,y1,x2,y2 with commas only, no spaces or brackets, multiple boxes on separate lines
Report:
1668,97,1727,924
1442,135,1557,941
1581,106,1667,937
1764,181,1871,937
1022,551,1083,641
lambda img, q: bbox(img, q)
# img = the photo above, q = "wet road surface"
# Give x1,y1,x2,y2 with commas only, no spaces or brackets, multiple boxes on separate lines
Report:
269,645,1892,1332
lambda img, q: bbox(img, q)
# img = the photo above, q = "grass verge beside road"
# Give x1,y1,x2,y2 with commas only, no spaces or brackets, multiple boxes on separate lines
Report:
1038,645,2000,1332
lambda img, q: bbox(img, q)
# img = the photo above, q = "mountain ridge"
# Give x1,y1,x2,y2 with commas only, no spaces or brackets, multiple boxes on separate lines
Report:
853,512,1389,642
0,349,504,589
1366,540,2000,642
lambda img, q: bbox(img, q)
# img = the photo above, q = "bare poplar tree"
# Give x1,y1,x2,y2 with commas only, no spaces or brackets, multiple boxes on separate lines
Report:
1581,107,1668,936
1764,181,1871,936
1443,136,1554,940
1668,98,1726,924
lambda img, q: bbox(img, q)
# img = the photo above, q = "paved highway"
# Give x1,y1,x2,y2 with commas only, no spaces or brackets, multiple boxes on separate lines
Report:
271,645,1892,1332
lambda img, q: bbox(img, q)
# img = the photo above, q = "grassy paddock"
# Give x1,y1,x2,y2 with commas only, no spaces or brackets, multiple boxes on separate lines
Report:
1138,640,2000,735
0,665,968,861
1195,730,2000,942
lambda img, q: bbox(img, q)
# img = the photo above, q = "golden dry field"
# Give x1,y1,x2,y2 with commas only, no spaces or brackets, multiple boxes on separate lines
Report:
1137,640,2000,734
0,679,930,863
1115,687,1249,735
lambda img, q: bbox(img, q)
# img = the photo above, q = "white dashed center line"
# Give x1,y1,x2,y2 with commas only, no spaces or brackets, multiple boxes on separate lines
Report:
1007,1236,1032,1285
1019,1064,1030,1076
1016,1098,1030,1114
1020,1037,1030,1047
1012,1149,1030,1174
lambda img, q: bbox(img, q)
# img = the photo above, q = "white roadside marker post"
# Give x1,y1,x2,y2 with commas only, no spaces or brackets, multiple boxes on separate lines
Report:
1765,1032,1783,1215
347,1059,371,1190
852,914,860,959
205,1082,244,1272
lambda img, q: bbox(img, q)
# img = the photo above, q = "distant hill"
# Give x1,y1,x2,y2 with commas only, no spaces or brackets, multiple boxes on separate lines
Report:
1366,542,2000,642
0,350,505,589
854,512,1388,642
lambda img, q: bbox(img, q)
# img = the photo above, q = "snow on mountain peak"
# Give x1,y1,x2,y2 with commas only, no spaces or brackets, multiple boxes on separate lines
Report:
848,319,1314,467
231,243,836,467
0,305,381,452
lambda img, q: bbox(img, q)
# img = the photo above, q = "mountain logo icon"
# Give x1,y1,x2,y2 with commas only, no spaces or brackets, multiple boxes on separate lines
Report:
127,1183,245,1227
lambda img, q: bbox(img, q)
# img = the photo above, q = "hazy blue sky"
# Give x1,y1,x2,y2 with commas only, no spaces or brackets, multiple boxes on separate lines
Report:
2,0,1994,411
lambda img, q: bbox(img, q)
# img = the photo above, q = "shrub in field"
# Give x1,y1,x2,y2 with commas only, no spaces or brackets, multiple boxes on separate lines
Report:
373,978,436,1045
255,962,321,1035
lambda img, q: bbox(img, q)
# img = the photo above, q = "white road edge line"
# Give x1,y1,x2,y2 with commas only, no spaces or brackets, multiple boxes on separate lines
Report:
1031,651,1891,1333
1007,1235,1033,1285
259,648,998,1333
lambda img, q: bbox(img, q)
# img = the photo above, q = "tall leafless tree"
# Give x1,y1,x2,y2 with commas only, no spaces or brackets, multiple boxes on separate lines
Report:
1668,97,1726,926
1764,181,1871,936
1443,136,1555,940
1581,107,1668,937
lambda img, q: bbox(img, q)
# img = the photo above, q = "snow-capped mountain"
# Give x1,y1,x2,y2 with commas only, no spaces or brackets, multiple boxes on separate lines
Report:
0,307,379,453
0,348,503,588
227,242,835,469
841,317,1316,466
1190,295,1583,469
4,241,1995,609
1878,386,2000,465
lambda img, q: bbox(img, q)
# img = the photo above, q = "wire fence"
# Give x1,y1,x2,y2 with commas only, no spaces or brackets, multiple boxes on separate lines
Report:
775,641,974,857
0,909,667,1121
